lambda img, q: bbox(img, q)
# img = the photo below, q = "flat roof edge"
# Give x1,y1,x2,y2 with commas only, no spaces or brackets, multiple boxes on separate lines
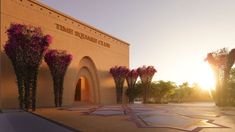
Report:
29,0,130,46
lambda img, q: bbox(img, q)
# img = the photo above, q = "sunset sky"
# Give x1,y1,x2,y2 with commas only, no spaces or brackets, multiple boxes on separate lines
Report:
39,0,235,88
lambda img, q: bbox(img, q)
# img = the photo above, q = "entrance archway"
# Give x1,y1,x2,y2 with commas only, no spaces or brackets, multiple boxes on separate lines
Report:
74,56,100,104
74,77,90,102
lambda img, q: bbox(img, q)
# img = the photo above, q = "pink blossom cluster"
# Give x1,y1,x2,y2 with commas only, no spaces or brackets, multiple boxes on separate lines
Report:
205,53,224,69
44,50,73,77
109,66,129,103
4,23,52,111
4,23,52,67
206,48,235,69
137,65,157,83
109,66,129,81
126,69,139,87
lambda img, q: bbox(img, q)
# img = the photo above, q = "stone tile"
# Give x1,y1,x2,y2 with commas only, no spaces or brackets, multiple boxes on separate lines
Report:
138,114,219,131
91,110,124,116
0,114,15,132
176,109,220,117
42,103,233,131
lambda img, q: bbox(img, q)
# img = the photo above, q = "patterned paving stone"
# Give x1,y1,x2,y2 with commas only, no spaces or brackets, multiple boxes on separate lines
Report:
99,106,123,111
61,105,99,114
90,105,125,116
126,104,228,131
175,109,220,117
60,103,231,131
91,110,125,116
136,112,220,131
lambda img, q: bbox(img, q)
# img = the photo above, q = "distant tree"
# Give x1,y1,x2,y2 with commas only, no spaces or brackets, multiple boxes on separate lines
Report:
150,81,176,103
172,88,183,103
190,83,213,102
172,82,192,103
126,82,143,103
134,82,144,98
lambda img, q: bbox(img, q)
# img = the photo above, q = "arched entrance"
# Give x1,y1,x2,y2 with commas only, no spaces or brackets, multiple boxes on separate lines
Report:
74,77,90,102
74,56,100,104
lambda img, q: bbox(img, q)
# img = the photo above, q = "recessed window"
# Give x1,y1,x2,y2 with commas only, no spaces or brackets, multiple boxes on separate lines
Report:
30,4,33,6
40,8,43,10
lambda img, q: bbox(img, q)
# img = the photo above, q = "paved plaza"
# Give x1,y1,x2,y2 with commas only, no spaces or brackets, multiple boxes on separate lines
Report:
33,102,235,132
0,109,75,132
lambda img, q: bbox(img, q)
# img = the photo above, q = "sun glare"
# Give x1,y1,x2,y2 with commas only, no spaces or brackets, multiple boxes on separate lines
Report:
196,63,216,91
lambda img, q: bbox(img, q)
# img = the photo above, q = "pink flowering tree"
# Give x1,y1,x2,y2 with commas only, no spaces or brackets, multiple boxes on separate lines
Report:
125,69,139,103
205,48,235,106
44,50,72,107
110,66,129,104
137,65,157,103
4,23,52,111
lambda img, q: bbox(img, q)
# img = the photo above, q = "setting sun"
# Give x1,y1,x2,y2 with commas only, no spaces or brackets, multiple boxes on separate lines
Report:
195,63,216,91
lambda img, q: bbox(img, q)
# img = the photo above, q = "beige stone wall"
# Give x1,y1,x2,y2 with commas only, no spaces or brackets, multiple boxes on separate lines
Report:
0,0,129,108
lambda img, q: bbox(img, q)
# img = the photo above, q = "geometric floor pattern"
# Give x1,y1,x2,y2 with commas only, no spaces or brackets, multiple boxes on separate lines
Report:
125,104,228,132
63,103,231,132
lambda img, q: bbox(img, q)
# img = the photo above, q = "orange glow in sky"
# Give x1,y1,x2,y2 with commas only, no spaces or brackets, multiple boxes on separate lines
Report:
40,0,235,88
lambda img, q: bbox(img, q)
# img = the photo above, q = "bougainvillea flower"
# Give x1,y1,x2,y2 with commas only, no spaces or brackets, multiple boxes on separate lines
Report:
137,65,156,83
126,69,139,88
44,49,72,77
4,23,52,111
110,66,129,104
44,49,72,107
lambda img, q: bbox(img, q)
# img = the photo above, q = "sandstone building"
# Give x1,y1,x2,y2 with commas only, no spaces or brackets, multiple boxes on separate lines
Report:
0,0,129,108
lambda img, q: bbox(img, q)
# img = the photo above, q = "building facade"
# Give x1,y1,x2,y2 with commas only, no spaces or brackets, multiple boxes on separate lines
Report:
0,0,129,108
